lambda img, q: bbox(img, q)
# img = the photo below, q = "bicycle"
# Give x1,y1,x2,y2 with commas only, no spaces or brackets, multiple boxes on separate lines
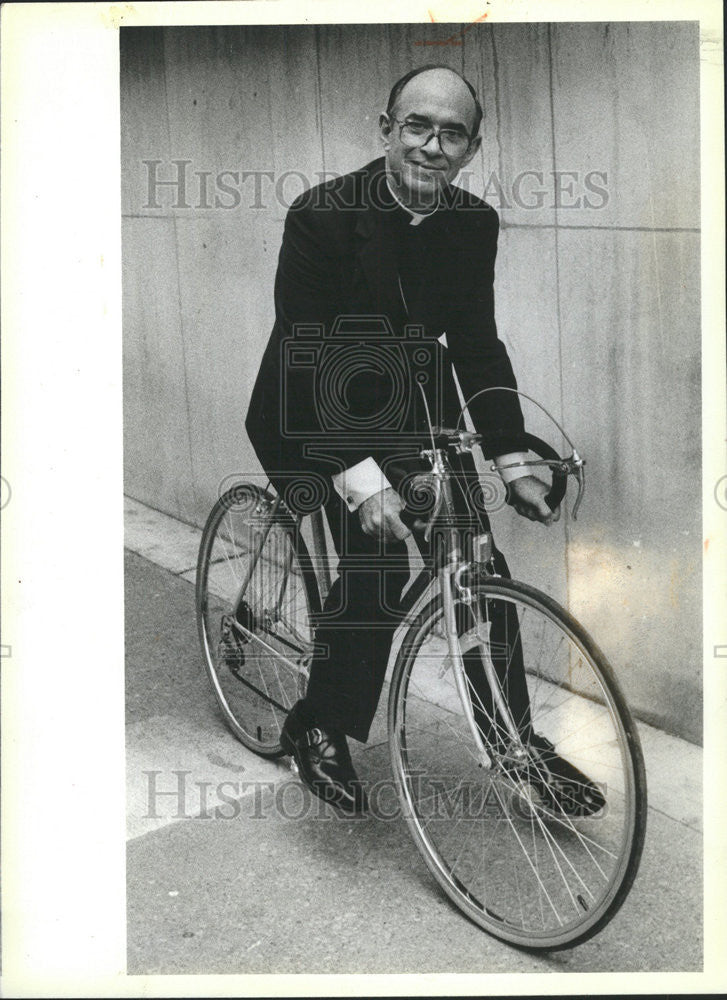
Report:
195,391,647,950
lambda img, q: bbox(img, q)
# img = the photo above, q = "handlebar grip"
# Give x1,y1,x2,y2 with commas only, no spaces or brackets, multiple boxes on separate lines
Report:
521,433,568,512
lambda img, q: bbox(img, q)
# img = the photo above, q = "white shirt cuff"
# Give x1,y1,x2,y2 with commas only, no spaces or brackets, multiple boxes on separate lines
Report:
331,457,393,512
494,452,535,484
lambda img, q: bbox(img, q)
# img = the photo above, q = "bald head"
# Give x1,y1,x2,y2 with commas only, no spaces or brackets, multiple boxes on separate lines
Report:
387,65,482,138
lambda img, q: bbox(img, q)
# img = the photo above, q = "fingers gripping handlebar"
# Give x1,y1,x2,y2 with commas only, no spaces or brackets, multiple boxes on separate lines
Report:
508,433,568,514
397,428,586,534
489,433,586,518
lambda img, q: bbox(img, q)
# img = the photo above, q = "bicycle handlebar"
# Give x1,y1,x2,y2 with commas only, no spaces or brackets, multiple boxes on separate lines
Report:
512,433,568,513
487,433,586,519
400,428,585,532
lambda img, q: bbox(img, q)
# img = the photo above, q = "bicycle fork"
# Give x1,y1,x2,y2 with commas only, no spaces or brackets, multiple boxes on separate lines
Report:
438,545,526,769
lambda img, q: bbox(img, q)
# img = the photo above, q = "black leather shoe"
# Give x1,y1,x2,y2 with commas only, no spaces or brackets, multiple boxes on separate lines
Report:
280,701,368,815
510,733,606,819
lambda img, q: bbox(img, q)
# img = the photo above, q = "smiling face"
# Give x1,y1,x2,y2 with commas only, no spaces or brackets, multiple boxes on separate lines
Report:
380,68,482,210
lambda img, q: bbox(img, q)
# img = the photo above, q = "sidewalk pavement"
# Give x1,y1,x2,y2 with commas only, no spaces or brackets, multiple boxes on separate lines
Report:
124,495,703,975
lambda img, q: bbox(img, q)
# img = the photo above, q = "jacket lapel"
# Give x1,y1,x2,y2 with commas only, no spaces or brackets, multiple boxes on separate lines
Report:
353,162,408,329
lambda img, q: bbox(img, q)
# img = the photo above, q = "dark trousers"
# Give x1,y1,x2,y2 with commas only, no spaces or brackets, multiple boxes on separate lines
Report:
302,486,532,744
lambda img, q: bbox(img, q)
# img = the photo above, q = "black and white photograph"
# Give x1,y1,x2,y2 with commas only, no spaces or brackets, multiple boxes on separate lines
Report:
121,13,705,974
2,1,725,995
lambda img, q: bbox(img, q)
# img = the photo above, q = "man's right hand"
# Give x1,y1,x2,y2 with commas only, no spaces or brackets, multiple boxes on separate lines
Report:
358,487,411,542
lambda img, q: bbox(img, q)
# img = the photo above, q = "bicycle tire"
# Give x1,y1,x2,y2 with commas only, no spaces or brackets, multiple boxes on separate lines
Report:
388,576,647,950
196,483,320,758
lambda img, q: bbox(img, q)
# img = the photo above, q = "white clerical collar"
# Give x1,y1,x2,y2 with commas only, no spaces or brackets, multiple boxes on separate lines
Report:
386,174,438,226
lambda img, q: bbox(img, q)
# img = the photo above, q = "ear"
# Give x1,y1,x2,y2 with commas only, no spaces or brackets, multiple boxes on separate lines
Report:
379,112,393,147
459,134,482,169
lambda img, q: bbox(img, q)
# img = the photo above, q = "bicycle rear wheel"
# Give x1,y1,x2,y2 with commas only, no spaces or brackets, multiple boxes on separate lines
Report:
196,483,320,758
388,577,647,949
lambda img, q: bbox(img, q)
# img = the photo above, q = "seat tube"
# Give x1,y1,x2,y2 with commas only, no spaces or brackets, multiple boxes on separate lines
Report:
233,493,281,612
309,507,332,595
272,543,295,618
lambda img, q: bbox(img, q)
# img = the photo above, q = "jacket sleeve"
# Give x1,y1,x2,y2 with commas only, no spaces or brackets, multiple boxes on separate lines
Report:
270,194,376,473
444,207,528,458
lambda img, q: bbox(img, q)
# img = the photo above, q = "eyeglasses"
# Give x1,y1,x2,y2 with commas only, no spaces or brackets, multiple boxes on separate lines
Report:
390,117,472,157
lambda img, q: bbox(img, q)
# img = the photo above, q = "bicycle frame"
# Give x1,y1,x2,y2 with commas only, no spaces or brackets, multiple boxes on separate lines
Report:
227,427,583,760
406,407,587,769
417,441,529,769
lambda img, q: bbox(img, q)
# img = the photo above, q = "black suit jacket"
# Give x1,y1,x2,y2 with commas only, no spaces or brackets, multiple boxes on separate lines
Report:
245,157,526,487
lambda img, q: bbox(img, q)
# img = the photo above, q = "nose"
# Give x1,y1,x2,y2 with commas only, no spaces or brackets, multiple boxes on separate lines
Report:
420,130,446,157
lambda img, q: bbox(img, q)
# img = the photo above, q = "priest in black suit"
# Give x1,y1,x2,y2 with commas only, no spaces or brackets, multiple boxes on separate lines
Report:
246,65,560,813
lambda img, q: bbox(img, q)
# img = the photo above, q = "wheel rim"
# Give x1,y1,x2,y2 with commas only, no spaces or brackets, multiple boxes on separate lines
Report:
197,486,316,755
390,582,645,949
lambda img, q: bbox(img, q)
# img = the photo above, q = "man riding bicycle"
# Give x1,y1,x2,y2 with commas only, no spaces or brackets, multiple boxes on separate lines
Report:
246,65,602,816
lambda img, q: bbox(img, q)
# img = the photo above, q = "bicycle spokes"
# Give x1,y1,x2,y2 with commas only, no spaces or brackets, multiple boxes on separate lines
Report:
197,485,319,757
389,578,645,949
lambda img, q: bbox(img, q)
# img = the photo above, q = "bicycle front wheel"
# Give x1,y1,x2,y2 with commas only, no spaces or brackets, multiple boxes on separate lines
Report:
196,483,320,758
388,577,647,950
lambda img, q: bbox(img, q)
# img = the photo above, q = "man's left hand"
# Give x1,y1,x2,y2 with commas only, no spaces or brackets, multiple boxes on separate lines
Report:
507,475,560,525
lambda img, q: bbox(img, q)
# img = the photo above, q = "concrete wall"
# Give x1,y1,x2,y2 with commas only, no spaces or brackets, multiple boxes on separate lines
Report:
121,22,702,742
